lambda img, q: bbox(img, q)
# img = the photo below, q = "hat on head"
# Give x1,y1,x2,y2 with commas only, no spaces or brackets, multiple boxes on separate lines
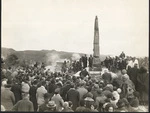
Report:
47,101,56,108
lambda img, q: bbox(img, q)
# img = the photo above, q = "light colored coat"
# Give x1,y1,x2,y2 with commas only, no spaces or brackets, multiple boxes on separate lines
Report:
51,94,64,111
36,86,47,106
1,88,15,111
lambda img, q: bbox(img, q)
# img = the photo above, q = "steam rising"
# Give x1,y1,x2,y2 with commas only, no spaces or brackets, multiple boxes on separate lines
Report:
71,53,81,61
46,53,60,72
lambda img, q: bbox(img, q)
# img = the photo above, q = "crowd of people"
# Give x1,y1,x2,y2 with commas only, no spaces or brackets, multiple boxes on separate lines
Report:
61,54,92,73
1,52,149,112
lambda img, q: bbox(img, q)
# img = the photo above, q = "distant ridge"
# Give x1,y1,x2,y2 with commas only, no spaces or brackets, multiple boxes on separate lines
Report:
2,47,107,65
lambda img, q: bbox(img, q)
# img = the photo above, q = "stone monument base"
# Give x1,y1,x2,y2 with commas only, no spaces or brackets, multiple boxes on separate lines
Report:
92,57,102,71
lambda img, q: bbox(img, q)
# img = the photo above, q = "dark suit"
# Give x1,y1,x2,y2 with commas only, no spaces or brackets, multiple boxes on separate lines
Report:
29,85,38,111
129,67,139,90
102,72,112,85
60,84,71,101
11,83,22,104
66,88,80,111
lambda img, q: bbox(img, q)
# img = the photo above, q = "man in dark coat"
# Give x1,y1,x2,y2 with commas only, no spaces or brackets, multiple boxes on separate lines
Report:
104,57,109,68
11,79,22,104
82,55,87,68
6,67,13,84
48,79,57,94
136,67,149,105
128,64,139,91
66,83,80,111
102,71,112,85
89,55,93,68
120,51,125,59
60,81,71,101
79,68,89,78
29,80,38,111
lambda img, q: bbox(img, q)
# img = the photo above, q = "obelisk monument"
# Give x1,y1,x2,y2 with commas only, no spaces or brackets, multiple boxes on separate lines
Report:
93,16,101,71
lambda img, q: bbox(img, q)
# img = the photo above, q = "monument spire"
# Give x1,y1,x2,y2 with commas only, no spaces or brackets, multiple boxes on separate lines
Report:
93,16,101,70
93,16,100,57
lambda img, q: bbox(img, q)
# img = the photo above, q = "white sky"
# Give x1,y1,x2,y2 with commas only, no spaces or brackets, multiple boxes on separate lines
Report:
2,0,149,57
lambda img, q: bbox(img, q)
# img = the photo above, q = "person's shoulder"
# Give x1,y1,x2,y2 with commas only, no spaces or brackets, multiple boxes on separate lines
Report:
26,99,34,105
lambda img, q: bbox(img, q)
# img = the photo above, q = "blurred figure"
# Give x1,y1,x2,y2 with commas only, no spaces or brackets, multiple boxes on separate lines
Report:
66,83,80,111
75,100,86,112
38,93,51,112
29,80,38,111
12,93,34,111
44,101,57,112
11,79,22,104
36,81,47,107
88,55,93,68
104,103,114,112
51,88,64,111
1,84,15,111
62,101,74,112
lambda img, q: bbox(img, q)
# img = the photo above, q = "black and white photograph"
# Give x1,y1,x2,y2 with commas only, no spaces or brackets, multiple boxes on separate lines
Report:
1,0,149,112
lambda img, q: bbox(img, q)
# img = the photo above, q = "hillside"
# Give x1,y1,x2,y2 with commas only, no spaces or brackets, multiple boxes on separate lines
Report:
2,47,107,65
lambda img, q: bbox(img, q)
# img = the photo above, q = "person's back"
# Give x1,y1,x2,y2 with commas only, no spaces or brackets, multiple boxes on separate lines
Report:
1,86,15,111
77,86,88,100
11,83,22,104
36,83,47,106
102,72,112,84
129,66,139,86
67,87,80,111
12,98,34,111
51,89,64,111
38,93,51,112
48,82,57,94
12,93,34,112
60,84,71,100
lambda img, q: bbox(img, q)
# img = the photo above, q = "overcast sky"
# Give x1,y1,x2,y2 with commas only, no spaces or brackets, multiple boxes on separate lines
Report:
2,0,149,57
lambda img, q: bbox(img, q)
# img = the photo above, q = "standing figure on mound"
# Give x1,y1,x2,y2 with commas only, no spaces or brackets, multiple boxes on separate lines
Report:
89,55,93,68
120,51,125,59
83,55,87,68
